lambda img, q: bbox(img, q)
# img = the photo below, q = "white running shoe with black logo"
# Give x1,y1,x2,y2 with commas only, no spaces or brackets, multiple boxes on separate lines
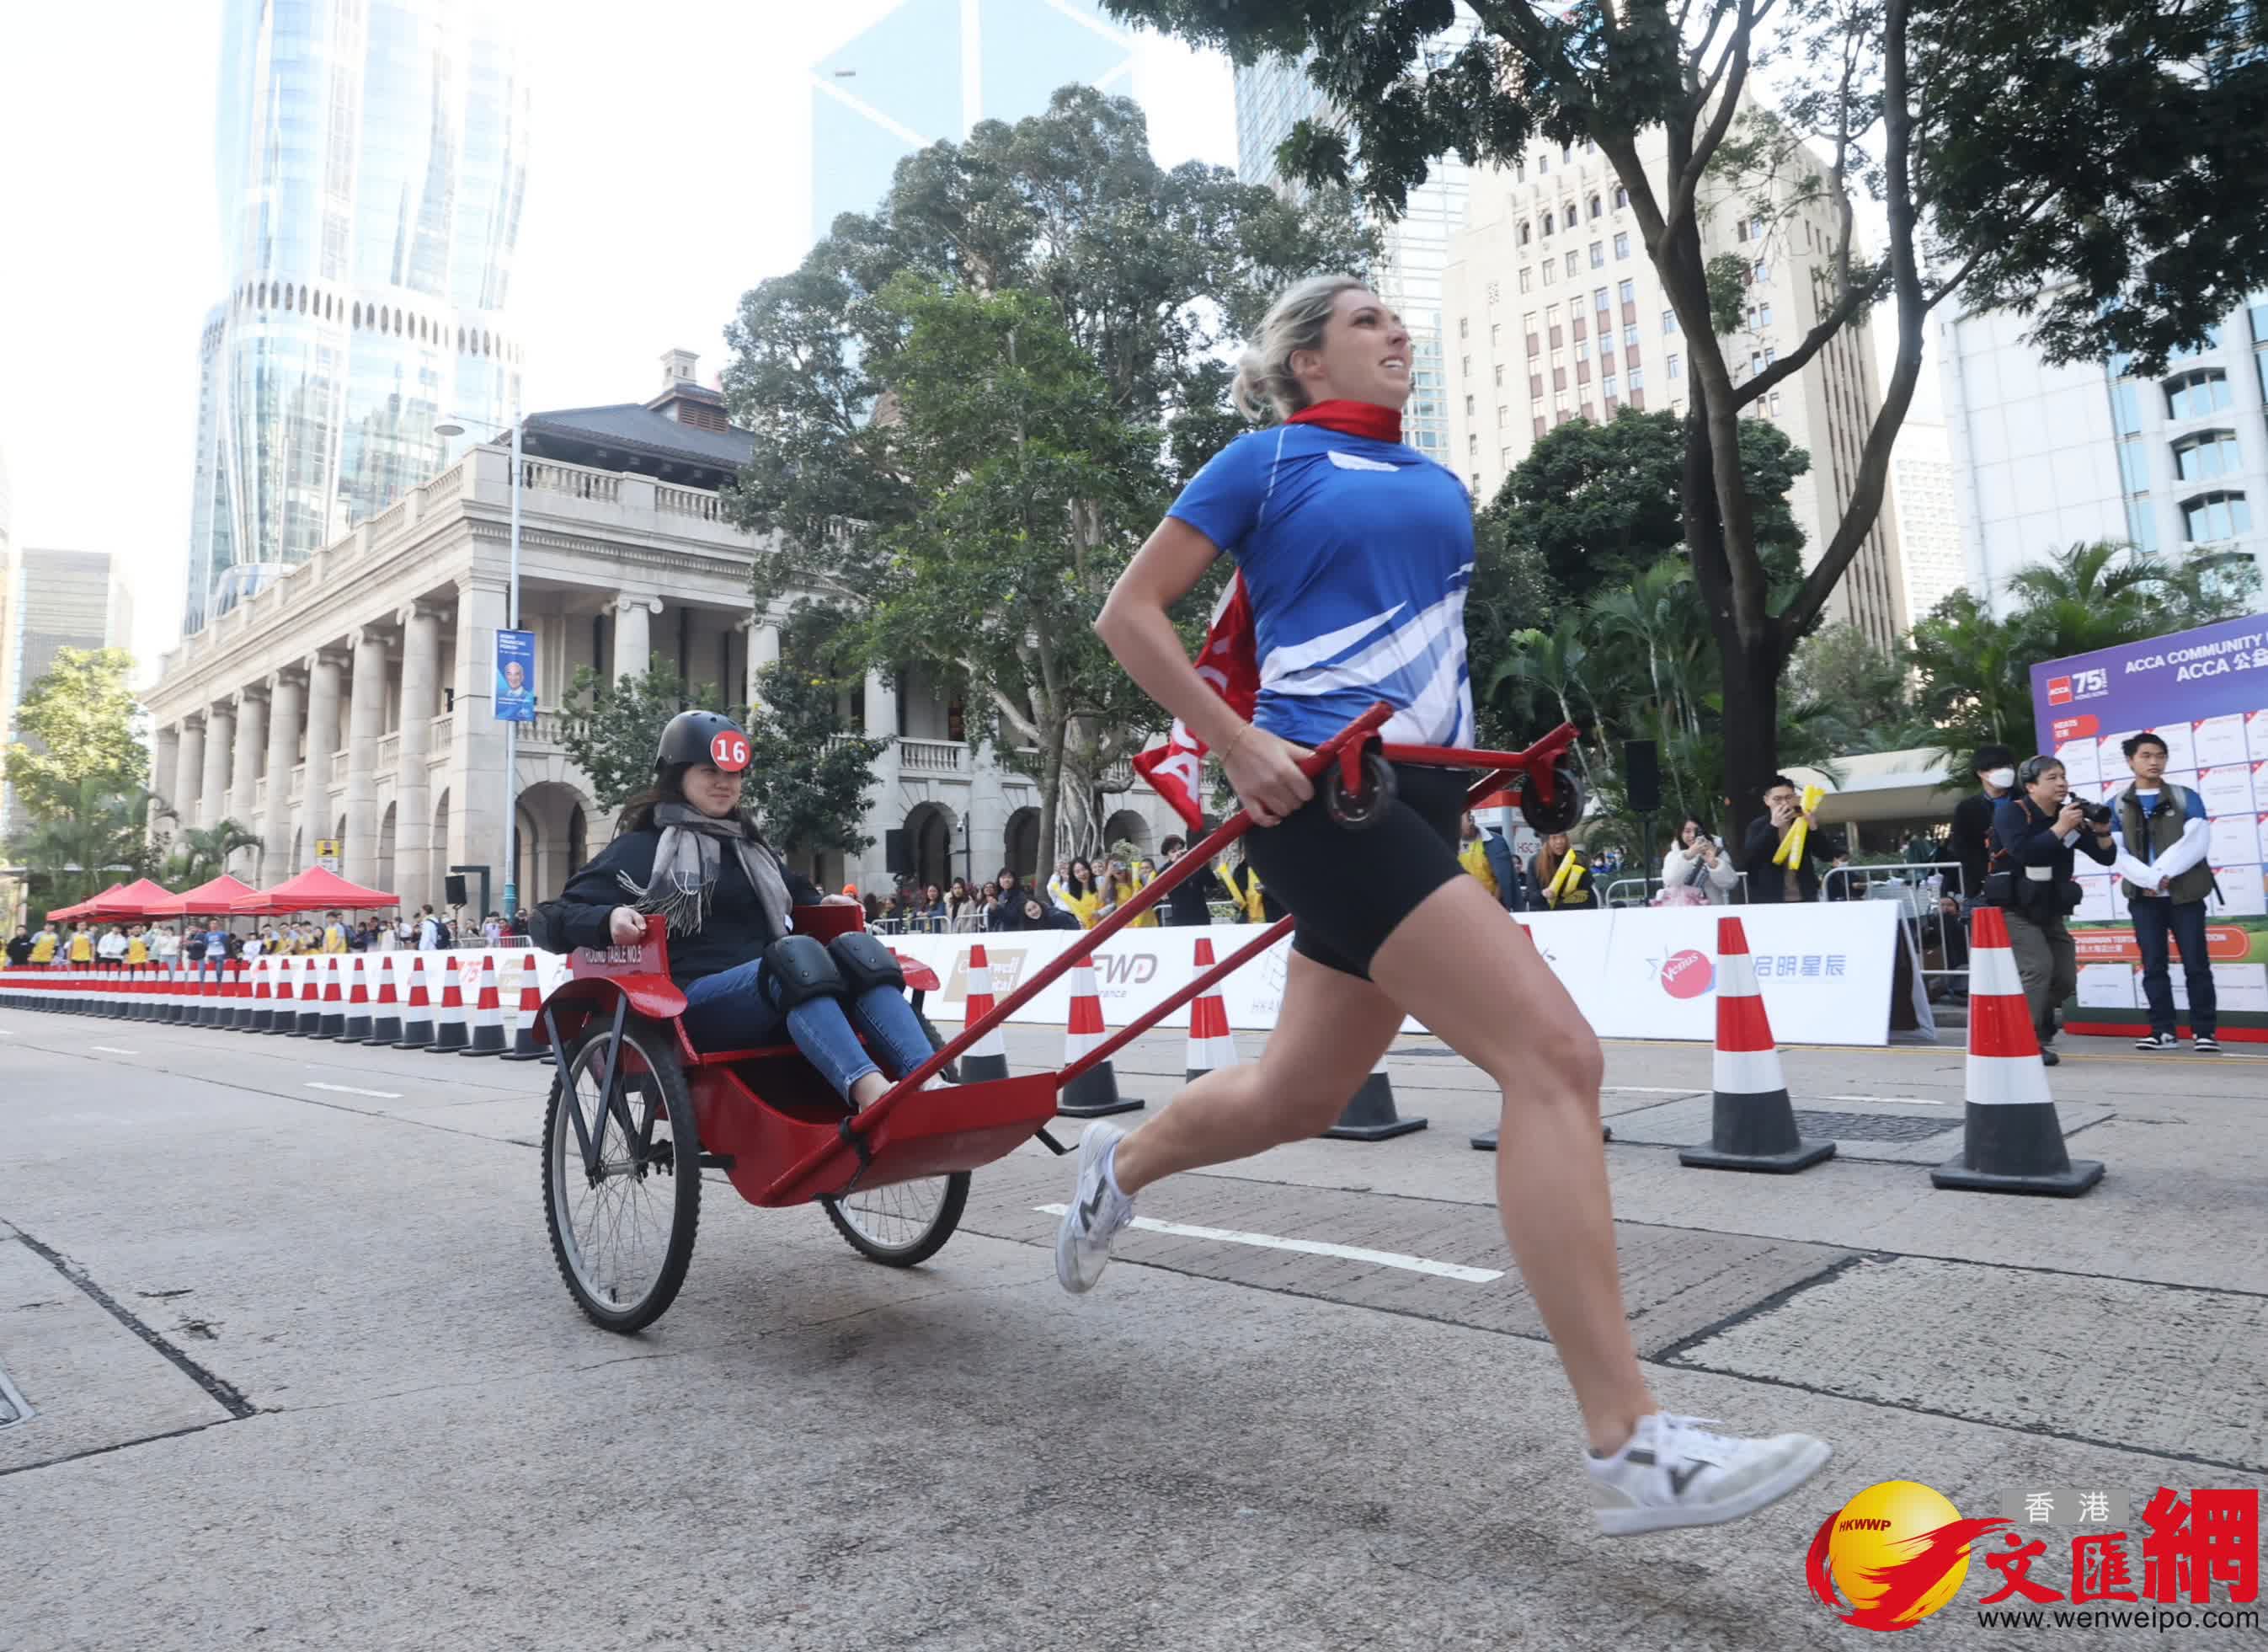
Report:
2137,1031,2177,1051
1586,1413,1832,1536
1054,1122,1134,1294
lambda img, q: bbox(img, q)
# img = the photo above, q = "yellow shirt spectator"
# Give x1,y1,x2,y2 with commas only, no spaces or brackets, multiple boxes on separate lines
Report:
30,931,57,964
323,922,350,954
1458,837,1500,901
67,931,94,963
1062,887,1104,929
126,934,149,965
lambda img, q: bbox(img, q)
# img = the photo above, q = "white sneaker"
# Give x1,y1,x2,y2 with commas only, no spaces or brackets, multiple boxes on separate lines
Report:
1586,1413,1832,1536
1054,1122,1134,1294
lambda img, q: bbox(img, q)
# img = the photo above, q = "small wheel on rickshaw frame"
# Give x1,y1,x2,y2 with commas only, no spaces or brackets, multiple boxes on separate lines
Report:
820,1170,970,1267
1519,760,1586,835
1322,748,1397,830
543,1012,702,1334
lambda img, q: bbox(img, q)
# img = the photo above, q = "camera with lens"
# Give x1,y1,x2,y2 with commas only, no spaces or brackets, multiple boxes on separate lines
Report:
2078,800,2114,828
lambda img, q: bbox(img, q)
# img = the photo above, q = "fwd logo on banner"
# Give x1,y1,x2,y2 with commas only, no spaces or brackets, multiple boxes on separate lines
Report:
1094,953,1158,989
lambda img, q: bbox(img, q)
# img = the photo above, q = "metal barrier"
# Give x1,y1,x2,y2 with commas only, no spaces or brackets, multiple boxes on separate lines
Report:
1604,869,1750,908
1823,858,1969,998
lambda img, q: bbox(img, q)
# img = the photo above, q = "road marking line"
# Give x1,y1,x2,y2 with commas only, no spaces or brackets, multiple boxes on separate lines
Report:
1812,1092,1949,1106
89,1045,138,1055
306,1082,403,1099
1604,1085,1701,1094
1034,1205,1503,1283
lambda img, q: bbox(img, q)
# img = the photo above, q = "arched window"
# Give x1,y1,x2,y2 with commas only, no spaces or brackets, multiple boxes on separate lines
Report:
1542,210,1555,235
1614,184,1629,210
1513,158,1525,182
1518,220,1532,246
1588,194,1602,219
2165,368,2232,420
2183,490,2250,542
2173,429,2242,482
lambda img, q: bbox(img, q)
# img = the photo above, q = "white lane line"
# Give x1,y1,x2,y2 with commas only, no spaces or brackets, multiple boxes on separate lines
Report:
1034,1205,1503,1283
89,1045,138,1055
306,1081,403,1099
1608,1084,1948,1107
1604,1085,1702,1094
1812,1092,1950,1107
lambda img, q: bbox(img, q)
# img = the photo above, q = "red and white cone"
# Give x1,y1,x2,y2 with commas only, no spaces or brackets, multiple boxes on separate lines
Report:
1680,915,1834,1173
1324,1050,1427,1141
956,944,1010,1083
247,957,275,1033
394,956,436,1049
227,960,253,1030
293,956,327,1036
364,953,403,1045
1933,906,2103,1196
500,957,548,1061
427,958,470,1053
316,956,347,1038
337,954,374,1041
459,954,506,1056
1182,937,1241,1083
1057,956,1144,1118
265,955,297,1034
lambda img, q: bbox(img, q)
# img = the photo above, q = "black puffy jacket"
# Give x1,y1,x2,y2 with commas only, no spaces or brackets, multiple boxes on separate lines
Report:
554,828,827,986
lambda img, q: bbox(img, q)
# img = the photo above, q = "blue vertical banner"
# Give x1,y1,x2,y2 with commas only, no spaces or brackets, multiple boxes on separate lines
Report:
494,628,536,723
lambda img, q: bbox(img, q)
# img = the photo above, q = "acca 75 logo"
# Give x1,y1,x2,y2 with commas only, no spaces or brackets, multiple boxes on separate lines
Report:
2047,668,2110,706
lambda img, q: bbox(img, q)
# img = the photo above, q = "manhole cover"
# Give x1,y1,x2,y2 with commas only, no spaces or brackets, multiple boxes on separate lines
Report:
1793,1109,1956,1143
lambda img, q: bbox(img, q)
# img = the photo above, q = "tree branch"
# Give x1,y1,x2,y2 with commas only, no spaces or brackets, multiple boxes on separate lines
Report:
1666,0,1755,243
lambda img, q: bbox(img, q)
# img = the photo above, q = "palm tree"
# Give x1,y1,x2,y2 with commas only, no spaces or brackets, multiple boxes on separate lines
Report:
159,819,263,888
4,778,151,910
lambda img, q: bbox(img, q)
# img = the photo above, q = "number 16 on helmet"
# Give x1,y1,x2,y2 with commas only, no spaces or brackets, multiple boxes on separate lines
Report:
653,709,750,774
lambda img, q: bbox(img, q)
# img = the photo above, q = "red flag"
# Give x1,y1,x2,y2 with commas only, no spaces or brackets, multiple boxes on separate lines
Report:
1130,573,1258,830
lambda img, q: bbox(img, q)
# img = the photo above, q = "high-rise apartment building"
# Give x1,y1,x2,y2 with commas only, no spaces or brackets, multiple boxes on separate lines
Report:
1441,116,1908,652
1938,292,2268,612
808,0,1139,241
1,549,134,837
1889,416,1966,622
1231,12,1476,468
181,0,532,637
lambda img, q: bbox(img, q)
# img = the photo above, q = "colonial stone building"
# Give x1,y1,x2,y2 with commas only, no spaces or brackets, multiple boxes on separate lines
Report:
143,353,1175,914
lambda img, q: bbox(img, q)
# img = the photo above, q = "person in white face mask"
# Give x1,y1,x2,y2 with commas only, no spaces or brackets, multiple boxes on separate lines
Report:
1949,744,2017,911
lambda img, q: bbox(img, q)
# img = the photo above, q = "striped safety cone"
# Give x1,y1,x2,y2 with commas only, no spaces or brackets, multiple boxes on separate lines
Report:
1932,906,2104,1197
337,954,373,1041
1323,1051,1428,1141
1057,956,1143,1118
364,954,403,1045
1679,916,1835,1173
193,965,217,1027
248,957,275,1034
955,944,1010,1083
499,957,547,1061
1183,937,1241,1083
458,954,506,1056
427,959,470,1053
266,955,299,1034
227,961,253,1030
294,957,326,1037
316,957,347,1039
394,956,436,1050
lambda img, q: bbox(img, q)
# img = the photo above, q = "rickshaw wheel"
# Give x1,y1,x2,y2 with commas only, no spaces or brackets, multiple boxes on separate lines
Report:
1519,760,1586,835
543,1012,702,1334
820,1170,970,1267
1322,749,1397,830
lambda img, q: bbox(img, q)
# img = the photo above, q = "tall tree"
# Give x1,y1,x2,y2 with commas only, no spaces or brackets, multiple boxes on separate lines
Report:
722,85,1374,860
3,646,147,822
6,777,152,912
1108,0,2268,837
739,606,889,876
558,666,723,812
158,820,263,889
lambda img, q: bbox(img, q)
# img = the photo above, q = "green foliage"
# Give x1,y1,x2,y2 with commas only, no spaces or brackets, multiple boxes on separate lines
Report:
6,776,152,911
158,819,262,888
3,647,147,823
1785,624,1934,757
1703,254,1749,337
740,606,888,871
559,666,723,812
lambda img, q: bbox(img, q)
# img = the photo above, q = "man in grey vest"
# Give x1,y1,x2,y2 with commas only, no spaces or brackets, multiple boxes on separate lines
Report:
2111,732,2218,1053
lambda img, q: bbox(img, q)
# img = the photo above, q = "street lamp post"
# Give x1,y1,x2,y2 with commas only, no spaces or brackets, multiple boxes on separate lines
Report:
434,408,524,921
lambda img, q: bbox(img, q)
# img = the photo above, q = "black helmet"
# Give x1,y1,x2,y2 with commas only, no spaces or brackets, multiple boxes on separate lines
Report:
654,709,751,774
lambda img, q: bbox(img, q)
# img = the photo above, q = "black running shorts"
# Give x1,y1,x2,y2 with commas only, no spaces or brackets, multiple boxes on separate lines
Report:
1240,762,1470,979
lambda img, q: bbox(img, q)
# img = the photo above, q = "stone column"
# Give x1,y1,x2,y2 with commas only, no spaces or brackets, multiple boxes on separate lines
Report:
228,685,268,875
296,649,346,869
262,669,304,884
450,580,511,902
865,666,900,739
173,717,205,833
393,601,442,912
743,614,781,711
150,724,181,846
200,700,236,831
344,626,389,887
612,595,659,682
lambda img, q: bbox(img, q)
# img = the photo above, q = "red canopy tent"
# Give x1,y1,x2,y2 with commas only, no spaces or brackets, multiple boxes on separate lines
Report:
46,883,125,922
82,878,179,920
232,865,400,917
148,873,259,919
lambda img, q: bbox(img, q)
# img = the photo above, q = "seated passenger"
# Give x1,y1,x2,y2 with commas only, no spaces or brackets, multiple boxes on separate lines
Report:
554,711,942,1109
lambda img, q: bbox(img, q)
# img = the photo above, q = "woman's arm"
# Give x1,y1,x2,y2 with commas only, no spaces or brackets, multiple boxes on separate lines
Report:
1095,519,1313,827
555,835,653,948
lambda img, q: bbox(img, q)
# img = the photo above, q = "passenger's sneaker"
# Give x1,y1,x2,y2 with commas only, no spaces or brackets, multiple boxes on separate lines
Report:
2137,1031,2178,1051
1587,1413,1832,1536
2192,1035,2221,1054
1054,1121,1134,1295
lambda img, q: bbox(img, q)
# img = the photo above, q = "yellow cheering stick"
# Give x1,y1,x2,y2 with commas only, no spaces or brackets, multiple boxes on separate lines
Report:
1546,849,1584,904
1773,783,1827,867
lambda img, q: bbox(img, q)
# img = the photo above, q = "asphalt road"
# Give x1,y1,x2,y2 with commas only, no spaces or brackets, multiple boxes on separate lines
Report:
2,1006,2262,1650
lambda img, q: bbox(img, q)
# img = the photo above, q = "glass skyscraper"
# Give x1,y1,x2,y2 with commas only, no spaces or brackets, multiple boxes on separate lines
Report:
808,0,1138,240
182,0,532,634
1233,15,1476,468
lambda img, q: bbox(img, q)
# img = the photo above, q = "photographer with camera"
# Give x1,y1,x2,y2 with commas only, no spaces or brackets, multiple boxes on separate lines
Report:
1985,756,2116,1065
2108,732,2219,1053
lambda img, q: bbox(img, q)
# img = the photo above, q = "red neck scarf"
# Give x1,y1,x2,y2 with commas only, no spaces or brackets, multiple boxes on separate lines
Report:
1289,398,1402,445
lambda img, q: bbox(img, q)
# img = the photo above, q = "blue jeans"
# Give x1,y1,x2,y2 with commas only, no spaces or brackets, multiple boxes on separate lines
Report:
680,956,937,1102
2130,896,2216,1038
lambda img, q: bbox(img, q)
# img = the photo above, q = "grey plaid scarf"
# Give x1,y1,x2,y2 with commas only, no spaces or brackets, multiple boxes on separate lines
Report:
618,803,791,941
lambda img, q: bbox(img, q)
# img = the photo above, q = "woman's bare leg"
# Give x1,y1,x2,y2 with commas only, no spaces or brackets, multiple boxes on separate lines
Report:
1367,876,1655,1454
1107,949,1406,1196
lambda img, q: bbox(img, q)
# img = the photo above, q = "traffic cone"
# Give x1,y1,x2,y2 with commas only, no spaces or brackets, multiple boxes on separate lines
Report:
337,954,373,1041
394,956,436,1050
294,957,326,1037
246,956,274,1033
192,965,216,1027
1932,906,2104,1196
427,958,469,1053
225,960,251,1029
499,957,547,1061
458,954,506,1056
316,957,346,1039
266,954,298,1034
1679,916,1835,1173
1182,937,1241,1083
365,953,403,1045
1057,956,1143,1119
1323,1051,1427,1141
956,944,1010,1083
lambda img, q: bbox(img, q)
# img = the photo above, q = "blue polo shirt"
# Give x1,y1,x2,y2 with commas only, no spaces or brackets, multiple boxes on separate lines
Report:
1168,422,1476,750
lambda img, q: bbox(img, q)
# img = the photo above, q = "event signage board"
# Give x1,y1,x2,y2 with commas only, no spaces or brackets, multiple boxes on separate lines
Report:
494,629,536,723
2031,614,2268,1024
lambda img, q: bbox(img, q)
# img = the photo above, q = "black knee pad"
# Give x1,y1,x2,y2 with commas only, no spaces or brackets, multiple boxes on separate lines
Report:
828,931,905,995
759,934,844,1012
